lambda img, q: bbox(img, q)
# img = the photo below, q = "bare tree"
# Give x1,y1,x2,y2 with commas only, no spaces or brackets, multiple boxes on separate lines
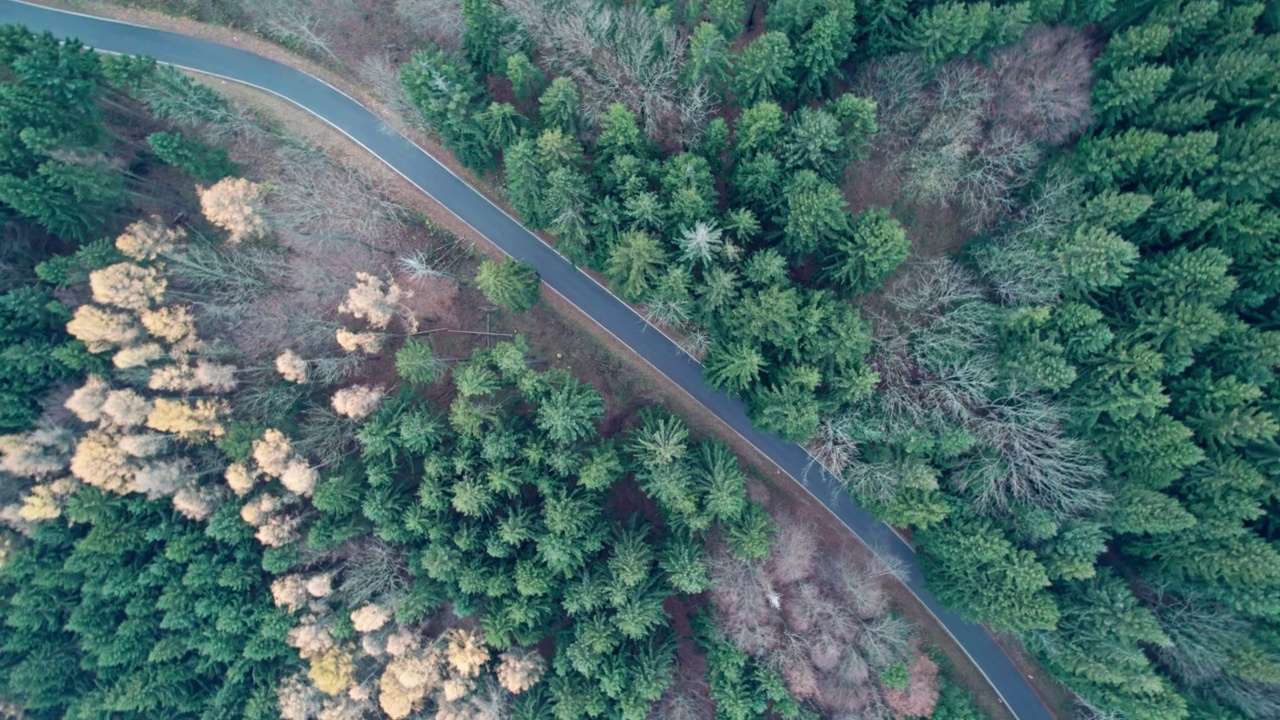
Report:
338,539,412,606
500,0,707,142
245,0,359,66
990,26,1096,146
393,0,464,50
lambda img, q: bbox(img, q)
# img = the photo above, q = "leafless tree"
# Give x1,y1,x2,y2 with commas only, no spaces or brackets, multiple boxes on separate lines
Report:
266,138,407,242
338,539,412,606
990,26,1097,146
856,614,913,669
393,0,464,50
245,0,358,66
500,0,706,142
952,395,1110,518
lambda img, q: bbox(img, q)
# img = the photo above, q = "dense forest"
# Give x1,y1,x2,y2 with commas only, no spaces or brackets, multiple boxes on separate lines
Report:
387,0,1280,719
4,0,1280,718
0,19,981,720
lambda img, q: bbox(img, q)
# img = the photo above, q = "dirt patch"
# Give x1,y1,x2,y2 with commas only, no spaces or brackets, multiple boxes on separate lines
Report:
842,151,973,261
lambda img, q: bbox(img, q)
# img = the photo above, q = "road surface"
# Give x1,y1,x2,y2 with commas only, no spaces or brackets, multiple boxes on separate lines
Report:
0,3,1054,718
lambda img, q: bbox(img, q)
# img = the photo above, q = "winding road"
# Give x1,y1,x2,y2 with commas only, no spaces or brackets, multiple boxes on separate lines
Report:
0,2,1055,718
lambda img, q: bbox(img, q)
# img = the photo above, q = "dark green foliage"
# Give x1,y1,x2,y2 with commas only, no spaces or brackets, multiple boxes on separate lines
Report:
395,337,441,385
917,506,1059,633
475,257,541,312
0,27,126,240
401,45,496,172
0,287,77,431
822,207,909,294
0,492,292,718
695,615,810,720
147,130,238,182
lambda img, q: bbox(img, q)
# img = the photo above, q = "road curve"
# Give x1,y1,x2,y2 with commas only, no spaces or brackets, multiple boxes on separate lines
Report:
0,3,1054,718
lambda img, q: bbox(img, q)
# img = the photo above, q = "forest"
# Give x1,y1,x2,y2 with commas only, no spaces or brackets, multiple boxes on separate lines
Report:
0,17,975,720
2,0,1280,718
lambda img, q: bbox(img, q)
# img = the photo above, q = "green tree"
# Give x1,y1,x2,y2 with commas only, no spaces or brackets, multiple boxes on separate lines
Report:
595,103,648,168
146,131,238,182
822,207,909,294
461,0,506,75
401,46,496,172
703,340,765,394
747,382,821,442
1059,225,1140,295
782,106,847,181
395,338,441,386
475,258,541,312
606,231,667,301
505,52,545,102
917,508,1060,633
779,169,849,257
476,102,527,148
1093,63,1174,126
685,22,732,93
539,77,583,136
732,32,796,105
536,380,605,445
732,100,787,159
504,138,547,227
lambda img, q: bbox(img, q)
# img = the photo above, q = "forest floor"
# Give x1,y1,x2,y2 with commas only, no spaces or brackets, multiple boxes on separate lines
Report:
31,0,1075,716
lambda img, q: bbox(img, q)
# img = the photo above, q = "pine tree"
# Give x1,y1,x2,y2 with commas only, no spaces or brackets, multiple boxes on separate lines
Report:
146,131,238,182
539,77,583,136
505,52,545,102
476,102,527,149
779,170,849,257
685,22,732,94
732,32,796,105
822,207,910,294
535,380,605,445
475,258,541,313
606,231,667,301
503,138,547,227
461,0,505,76
917,508,1060,633
703,341,765,394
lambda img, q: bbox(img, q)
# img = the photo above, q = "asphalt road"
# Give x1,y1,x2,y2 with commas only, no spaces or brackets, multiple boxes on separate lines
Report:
0,3,1056,718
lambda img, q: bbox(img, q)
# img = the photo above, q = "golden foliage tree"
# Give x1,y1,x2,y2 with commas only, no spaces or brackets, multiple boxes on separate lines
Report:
339,272,410,330
64,375,111,424
199,177,268,244
276,349,310,383
309,647,357,696
140,306,199,351
69,430,133,493
331,385,384,419
89,263,167,312
280,460,318,496
336,328,384,355
495,648,546,694
146,398,228,439
67,305,141,352
444,629,490,678
0,427,74,477
115,217,185,260
112,343,166,369
253,429,293,477
350,604,392,633
225,461,258,496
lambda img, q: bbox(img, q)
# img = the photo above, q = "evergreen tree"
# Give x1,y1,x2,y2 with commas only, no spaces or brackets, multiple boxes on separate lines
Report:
475,258,542,313
461,0,506,76
732,32,796,105
822,207,909,294
539,77,584,137
917,507,1060,633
